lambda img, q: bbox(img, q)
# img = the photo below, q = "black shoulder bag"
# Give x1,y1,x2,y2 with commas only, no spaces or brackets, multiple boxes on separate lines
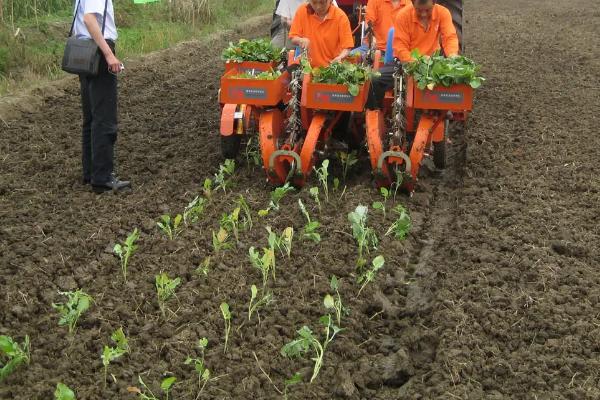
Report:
61,0,109,76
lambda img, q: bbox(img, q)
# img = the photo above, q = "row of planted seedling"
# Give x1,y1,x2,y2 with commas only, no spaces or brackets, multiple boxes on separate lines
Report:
0,155,411,399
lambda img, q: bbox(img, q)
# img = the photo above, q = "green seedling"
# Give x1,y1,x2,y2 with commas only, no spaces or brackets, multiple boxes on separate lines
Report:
324,276,344,327
309,187,321,213
183,196,206,225
203,178,213,200
195,257,211,277
101,327,130,388
184,338,210,399
220,303,232,354
337,151,358,181
52,290,93,334
270,182,295,211
249,246,275,289
113,228,140,282
283,373,302,400
157,214,183,240
281,315,341,383
266,226,294,259
386,204,412,240
244,138,262,168
333,178,340,192
212,228,232,255
54,383,76,400
348,205,378,268
220,207,241,242
237,195,253,230
132,376,176,400
248,284,274,322
357,255,385,296
215,159,236,193
0,335,30,381
313,159,330,202
155,273,181,319
298,199,321,243
372,188,390,218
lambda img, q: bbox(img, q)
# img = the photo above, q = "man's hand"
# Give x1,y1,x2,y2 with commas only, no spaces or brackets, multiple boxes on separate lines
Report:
331,56,344,64
105,52,123,74
297,38,310,50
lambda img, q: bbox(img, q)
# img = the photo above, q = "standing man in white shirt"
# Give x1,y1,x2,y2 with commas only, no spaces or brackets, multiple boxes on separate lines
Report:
74,0,131,193
271,0,338,49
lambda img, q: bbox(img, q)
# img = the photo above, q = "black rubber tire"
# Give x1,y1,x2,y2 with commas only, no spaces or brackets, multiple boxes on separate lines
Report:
437,0,464,51
433,140,446,169
221,135,241,160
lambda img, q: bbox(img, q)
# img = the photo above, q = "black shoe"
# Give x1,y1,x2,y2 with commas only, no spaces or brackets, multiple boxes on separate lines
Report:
91,174,131,193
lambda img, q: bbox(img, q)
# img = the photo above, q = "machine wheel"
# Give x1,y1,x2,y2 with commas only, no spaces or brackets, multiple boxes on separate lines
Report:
221,135,241,160
433,120,449,169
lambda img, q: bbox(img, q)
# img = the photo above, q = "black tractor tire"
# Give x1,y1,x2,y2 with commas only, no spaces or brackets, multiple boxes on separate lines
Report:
221,135,242,160
433,121,449,169
437,0,464,51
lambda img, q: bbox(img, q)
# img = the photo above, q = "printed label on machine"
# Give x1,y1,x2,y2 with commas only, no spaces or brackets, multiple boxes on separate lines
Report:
228,87,267,100
423,91,464,104
314,92,354,104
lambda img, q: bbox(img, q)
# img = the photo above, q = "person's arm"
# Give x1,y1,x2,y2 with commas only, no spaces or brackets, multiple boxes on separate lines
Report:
275,0,292,26
288,9,309,49
439,7,459,57
83,14,122,73
331,13,354,63
392,13,413,62
365,0,377,25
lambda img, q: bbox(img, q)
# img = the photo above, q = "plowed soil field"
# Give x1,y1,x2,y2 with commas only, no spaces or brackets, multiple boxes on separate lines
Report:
1,1,599,399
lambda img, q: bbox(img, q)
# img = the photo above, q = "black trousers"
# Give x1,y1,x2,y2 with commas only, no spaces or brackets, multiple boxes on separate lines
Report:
366,64,396,110
79,42,118,184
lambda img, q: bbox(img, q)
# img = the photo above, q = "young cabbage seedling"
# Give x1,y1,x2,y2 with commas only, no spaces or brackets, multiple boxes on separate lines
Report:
54,382,76,400
386,204,412,240
357,255,385,296
155,273,181,319
101,327,130,388
348,205,378,268
237,195,253,230
372,187,390,218
157,214,183,240
337,151,358,182
0,335,30,382
248,284,274,322
113,228,140,282
313,159,330,202
269,182,294,211
183,196,206,225
220,207,241,243
195,256,211,277
203,178,213,200
52,290,93,334
220,303,232,354
324,276,344,327
298,199,321,243
212,228,232,255
214,159,236,193
184,338,210,399
248,246,275,289
280,315,341,383
244,138,262,168
131,376,176,400
309,187,321,213
283,373,302,400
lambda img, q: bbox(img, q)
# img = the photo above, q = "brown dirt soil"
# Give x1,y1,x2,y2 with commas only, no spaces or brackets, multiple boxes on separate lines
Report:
1,1,599,399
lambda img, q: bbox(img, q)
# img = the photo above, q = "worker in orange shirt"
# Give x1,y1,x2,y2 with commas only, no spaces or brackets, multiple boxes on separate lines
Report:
366,0,459,109
288,0,355,68
365,0,411,55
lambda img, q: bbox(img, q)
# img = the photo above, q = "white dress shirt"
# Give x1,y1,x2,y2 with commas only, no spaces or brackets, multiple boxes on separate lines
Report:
276,0,339,20
73,0,118,41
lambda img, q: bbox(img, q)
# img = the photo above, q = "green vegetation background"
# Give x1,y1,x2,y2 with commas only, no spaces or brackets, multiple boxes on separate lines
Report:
0,0,273,94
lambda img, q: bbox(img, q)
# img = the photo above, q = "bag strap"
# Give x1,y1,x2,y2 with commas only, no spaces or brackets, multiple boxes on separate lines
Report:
69,0,110,37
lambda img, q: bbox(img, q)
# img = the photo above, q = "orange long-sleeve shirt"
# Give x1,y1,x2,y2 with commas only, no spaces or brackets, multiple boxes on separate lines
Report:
393,4,459,62
288,4,354,68
365,0,410,51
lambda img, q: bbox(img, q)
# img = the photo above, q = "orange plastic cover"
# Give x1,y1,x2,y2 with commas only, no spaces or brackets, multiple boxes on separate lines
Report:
406,77,473,111
301,74,369,112
220,67,289,106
